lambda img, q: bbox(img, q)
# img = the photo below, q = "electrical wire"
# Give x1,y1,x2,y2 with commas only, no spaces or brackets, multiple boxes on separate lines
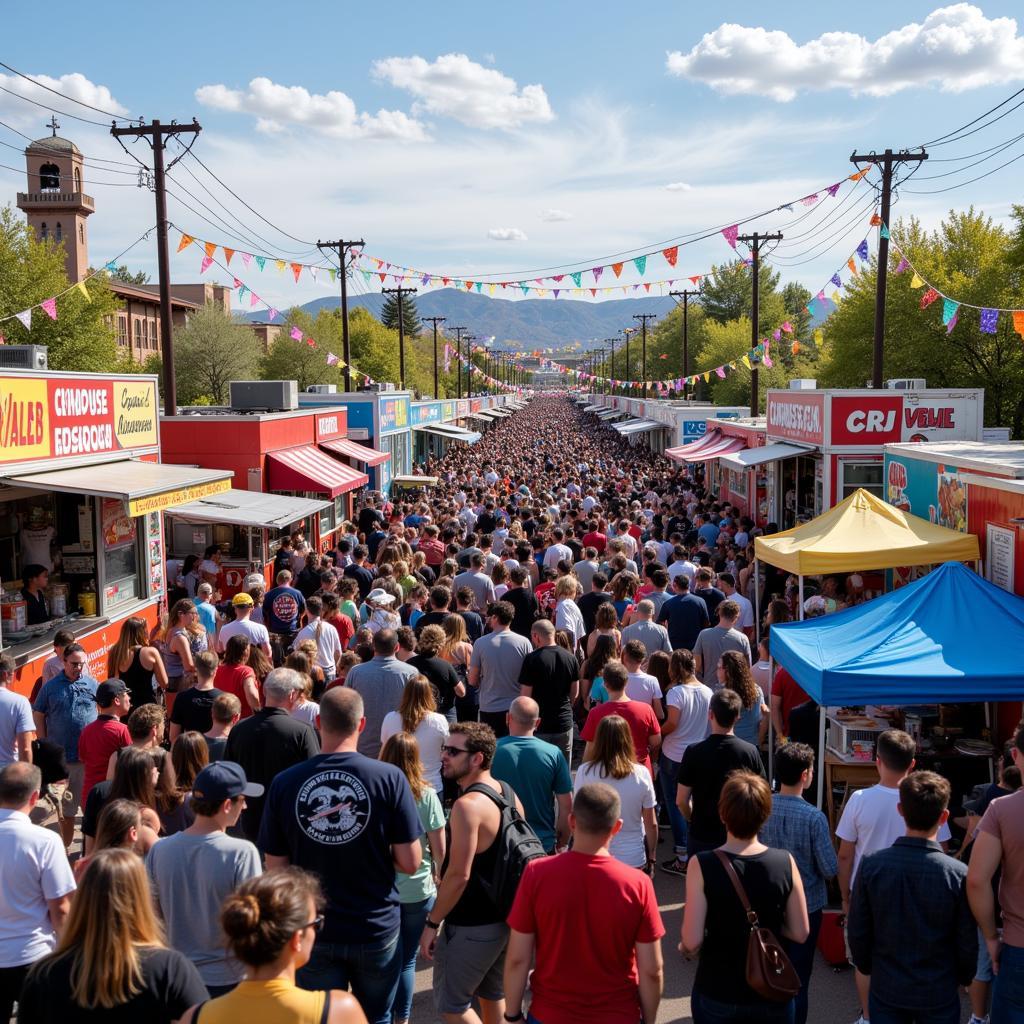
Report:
902,146,1024,195
0,135,141,174
0,83,115,128
921,85,1024,148
907,130,1024,181
771,194,878,262
0,117,140,167
0,158,140,187
0,60,136,121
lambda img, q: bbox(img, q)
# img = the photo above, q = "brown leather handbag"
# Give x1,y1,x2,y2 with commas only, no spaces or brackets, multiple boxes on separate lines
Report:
714,849,801,1003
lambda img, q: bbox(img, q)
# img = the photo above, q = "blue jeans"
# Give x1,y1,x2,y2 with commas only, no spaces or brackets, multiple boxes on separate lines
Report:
692,989,795,1023
658,752,688,854
783,908,821,1024
297,930,401,1024
992,942,1024,1024
868,992,960,1024
393,896,434,1022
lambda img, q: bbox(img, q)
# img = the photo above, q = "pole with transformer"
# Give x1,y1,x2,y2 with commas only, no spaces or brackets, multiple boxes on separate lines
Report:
736,231,782,417
669,288,700,399
111,117,201,416
381,286,417,390
317,238,365,392
633,314,657,399
849,148,928,387
423,317,446,399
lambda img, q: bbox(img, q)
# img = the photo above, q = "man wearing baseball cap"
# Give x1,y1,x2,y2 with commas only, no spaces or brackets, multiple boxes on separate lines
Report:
76,679,131,805
146,761,263,997
217,590,272,659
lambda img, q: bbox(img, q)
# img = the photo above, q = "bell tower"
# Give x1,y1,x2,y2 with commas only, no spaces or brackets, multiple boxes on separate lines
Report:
16,117,94,283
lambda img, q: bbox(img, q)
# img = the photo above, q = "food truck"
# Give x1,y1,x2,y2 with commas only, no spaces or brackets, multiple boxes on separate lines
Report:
0,370,232,693
160,400,375,592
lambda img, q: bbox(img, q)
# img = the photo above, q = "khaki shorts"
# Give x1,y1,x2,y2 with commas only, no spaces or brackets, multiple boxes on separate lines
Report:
433,921,509,1015
66,761,85,816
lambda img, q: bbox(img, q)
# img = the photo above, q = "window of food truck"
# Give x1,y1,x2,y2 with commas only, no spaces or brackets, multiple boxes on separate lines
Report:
100,499,142,614
729,469,748,500
378,432,409,475
840,460,884,501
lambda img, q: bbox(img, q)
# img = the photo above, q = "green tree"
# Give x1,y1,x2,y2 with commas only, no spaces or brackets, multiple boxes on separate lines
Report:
701,259,785,335
173,304,261,404
820,209,1024,431
781,281,813,339
0,205,120,371
380,292,421,337
109,265,150,285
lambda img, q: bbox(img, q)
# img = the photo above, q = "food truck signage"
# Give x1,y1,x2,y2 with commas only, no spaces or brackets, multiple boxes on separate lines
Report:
766,392,825,445
0,375,158,467
379,397,409,433
313,411,347,442
831,393,980,447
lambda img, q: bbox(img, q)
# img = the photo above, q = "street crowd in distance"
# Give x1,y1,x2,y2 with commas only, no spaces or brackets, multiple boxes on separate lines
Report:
3,394,1022,1024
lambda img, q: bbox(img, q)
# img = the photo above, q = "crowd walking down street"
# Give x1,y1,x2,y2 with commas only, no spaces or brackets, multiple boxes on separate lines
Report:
4,393,1023,1024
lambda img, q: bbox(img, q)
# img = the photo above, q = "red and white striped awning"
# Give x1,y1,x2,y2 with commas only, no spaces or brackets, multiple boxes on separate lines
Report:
320,437,391,467
266,445,369,497
664,429,747,464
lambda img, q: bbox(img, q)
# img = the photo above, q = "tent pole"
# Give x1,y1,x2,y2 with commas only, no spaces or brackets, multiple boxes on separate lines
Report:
816,706,826,808
799,575,805,621
767,653,775,784
754,558,761,644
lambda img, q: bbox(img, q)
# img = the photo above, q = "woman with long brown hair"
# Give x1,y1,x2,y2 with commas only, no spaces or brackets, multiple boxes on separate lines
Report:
73,798,158,882
582,633,619,709
170,730,209,795
574,714,657,872
380,675,448,794
19,848,207,1019
83,746,160,854
585,600,621,657
717,649,769,748
379,733,446,1024
107,616,169,708
157,599,208,696
180,869,367,1024
214,634,260,718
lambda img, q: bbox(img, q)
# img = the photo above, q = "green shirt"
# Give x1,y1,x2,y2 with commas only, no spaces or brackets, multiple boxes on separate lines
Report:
396,787,445,904
340,599,360,634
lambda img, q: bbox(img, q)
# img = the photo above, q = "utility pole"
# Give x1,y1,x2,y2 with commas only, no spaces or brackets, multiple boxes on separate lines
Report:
633,314,657,399
317,238,365,392
423,317,446,399
464,335,477,399
111,118,201,416
669,288,700,399
849,148,928,387
382,286,417,389
605,337,618,394
622,328,633,396
736,231,783,417
450,326,466,399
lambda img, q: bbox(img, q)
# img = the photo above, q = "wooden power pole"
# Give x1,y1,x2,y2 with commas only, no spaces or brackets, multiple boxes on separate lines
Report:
736,231,782,417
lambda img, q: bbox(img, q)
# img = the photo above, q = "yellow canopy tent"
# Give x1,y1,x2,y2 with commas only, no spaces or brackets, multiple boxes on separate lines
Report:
754,487,979,575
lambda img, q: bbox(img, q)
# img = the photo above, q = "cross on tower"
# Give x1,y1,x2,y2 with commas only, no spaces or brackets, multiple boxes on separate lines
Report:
47,115,60,136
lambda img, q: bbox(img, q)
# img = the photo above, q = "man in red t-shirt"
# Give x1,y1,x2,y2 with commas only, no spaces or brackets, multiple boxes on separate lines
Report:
77,679,131,804
579,661,661,776
771,665,810,740
582,522,607,556
505,782,665,1024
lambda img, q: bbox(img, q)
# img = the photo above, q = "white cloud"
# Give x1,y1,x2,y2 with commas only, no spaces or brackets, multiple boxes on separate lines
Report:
666,4,1024,101
487,227,528,241
373,53,554,129
195,77,428,141
540,208,572,221
0,71,129,128
664,182,692,192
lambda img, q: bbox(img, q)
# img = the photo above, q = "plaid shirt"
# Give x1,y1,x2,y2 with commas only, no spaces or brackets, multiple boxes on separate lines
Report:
760,793,838,913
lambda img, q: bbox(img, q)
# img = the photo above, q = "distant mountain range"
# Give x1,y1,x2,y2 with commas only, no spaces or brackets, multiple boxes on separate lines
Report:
244,288,678,346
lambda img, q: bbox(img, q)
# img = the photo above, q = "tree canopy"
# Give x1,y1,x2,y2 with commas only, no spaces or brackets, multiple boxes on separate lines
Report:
380,291,421,337
173,304,262,404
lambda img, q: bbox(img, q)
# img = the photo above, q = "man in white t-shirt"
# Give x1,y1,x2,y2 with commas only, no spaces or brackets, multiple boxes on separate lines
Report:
667,546,697,587
837,728,952,1024
542,528,573,570
0,762,75,1021
622,640,664,721
218,592,272,659
293,595,343,682
717,572,755,641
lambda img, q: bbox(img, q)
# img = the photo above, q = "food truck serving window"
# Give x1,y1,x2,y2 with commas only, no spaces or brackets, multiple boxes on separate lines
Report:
840,460,884,501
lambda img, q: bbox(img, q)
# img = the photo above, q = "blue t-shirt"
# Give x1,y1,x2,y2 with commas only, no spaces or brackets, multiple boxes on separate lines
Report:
698,522,720,546
195,600,217,637
32,672,98,762
261,585,306,633
0,687,35,764
657,593,710,651
492,735,572,853
258,751,422,943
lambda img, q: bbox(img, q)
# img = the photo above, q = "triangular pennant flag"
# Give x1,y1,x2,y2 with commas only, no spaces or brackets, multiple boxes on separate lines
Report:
476,282,483,293
893,257,908,274
781,321,793,333
238,285,248,301
15,309,31,330
291,263,303,283
832,290,842,305
920,288,940,309
255,256,266,272
309,267,318,282
241,252,252,268
204,241,217,259
880,225,890,240
1013,311,1024,339
910,272,925,288
741,355,752,369
200,256,213,274
592,267,603,282
233,277,243,290
326,352,340,366
290,327,302,341
268,308,278,321
571,272,582,287
223,248,235,266
247,292,257,308
980,308,998,334
275,260,286,273
553,290,560,299
689,275,700,285
715,367,726,379
643,283,651,293
849,168,870,181
520,284,529,295
856,240,869,261
378,273,387,284
826,182,842,197
869,214,882,227
831,274,842,288
611,262,624,278
722,225,739,248
177,233,194,253
662,246,678,267
847,258,857,275
814,328,824,347
75,281,90,301
633,255,647,276
801,193,820,206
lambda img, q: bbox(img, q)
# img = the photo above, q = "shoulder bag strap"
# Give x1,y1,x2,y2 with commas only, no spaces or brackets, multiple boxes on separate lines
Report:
319,990,331,1024
714,849,760,928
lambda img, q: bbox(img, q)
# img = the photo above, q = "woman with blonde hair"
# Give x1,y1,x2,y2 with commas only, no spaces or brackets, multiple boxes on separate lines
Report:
440,612,475,718
20,848,207,1019
379,733,446,1024
380,674,448,793
180,868,367,1024
554,574,585,650
107,616,169,708
573,714,657,872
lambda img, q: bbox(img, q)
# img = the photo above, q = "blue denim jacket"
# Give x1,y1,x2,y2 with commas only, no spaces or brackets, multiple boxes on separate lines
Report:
32,672,97,762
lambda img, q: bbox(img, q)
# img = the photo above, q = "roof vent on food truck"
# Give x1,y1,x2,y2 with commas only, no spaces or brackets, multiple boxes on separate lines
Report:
885,378,927,390
229,380,298,412
788,379,817,390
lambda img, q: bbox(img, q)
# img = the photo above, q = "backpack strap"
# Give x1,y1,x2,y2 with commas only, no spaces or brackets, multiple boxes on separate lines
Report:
714,849,760,928
463,780,513,810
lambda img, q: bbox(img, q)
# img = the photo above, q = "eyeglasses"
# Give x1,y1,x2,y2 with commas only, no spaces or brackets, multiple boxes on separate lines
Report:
301,915,325,934
441,744,470,757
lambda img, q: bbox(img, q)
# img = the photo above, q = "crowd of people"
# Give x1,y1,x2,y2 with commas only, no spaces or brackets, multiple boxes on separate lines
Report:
0,393,1021,1024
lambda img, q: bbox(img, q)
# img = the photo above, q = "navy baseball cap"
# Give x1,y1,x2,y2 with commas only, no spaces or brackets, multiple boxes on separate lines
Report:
94,679,127,707
192,761,264,802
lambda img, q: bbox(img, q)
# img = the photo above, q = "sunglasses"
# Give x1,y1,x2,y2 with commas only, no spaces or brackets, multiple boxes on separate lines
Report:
441,744,470,757
301,915,325,934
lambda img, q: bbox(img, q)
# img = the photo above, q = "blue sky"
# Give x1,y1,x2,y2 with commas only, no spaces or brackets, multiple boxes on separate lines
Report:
2,1,1023,316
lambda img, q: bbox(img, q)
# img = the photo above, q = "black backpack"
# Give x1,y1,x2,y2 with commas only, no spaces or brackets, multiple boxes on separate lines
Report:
463,780,546,915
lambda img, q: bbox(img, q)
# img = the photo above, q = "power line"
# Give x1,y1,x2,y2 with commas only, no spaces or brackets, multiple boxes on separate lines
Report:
921,85,1024,148
0,118,140,167
0,158,139,186
0,60,137,121
908,132,1024,181
0,83,114,128
902,147,1024,195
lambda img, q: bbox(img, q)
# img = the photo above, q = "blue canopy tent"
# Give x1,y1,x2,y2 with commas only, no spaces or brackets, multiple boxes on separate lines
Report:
769,562,1023,802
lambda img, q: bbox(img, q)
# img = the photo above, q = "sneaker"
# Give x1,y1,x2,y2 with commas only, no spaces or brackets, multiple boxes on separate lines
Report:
660,857,688,876
969,1016,989,1024
851,1017,869,1024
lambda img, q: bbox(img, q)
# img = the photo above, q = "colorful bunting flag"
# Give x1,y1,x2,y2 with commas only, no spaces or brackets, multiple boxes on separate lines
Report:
223,248,235,266
203,241,216,259
290,327,302,341
849,168,870,181
920,288,940,309
856,240,869,262
941,298,959,326
571,272,582,288
831,274,842,288
980,308,998,334
662,246,678,267
847,258,857,275
611,262,624,278
15,309,31,330
722,225,739,249
200,256,213,274
326,352,340,366
910,272,925,288
255,256,266,272
880,225,890,240
75,281,90,301
633,256,647,276
1014,312,1024,340
241,252,252,268
177,234,193,253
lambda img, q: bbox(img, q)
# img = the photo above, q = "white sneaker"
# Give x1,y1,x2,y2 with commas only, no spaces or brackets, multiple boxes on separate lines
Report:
969,1016,989,1024
851,1017,869,1024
